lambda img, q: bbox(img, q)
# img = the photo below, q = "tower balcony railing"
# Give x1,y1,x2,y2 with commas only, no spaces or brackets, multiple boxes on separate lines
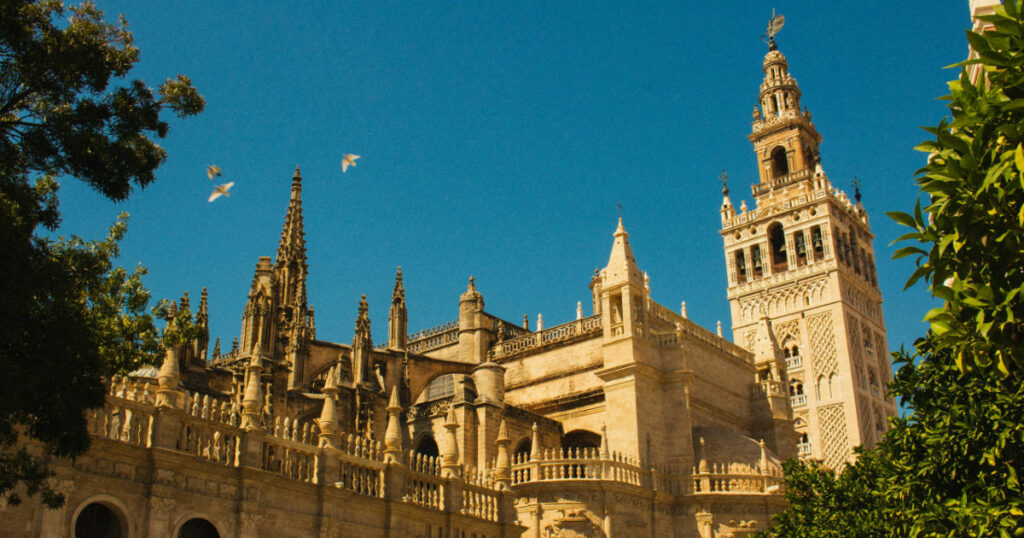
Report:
786,355,803,370
751,168,812,197
790,394,807,408
797,442,812,457
751,379,786,398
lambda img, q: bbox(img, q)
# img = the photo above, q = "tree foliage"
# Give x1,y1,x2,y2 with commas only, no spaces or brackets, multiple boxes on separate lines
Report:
765,2,1024,536
0,0,203,507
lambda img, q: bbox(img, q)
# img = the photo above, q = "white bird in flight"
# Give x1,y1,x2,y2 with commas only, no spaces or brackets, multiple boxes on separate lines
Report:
206,164,222,180
208,182,234,202
342,154,360,173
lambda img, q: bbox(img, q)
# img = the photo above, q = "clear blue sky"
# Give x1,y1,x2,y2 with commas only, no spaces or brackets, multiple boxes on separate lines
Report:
56,1,968,367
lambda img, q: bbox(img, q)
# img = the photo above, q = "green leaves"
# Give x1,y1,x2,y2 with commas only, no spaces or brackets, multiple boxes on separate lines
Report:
0,0,203,509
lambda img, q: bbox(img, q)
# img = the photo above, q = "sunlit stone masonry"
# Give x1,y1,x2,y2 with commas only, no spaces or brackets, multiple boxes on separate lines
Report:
3,33,895,538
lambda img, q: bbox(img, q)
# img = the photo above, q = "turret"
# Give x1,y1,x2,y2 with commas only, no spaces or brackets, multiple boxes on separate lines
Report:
749,40,822,190
194,287,210,362
600,218,647,343
387,266,408,351
458,276,491,364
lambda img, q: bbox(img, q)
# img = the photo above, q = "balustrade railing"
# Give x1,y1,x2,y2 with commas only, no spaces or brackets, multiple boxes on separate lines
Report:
690,462,784,494
790,394,807,408
407,321,460,353
797,443,812,457
786,355,803,370
510,448,688,495
489,315,601,360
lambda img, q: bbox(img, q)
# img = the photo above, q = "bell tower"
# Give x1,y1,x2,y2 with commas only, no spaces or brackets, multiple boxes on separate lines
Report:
719,30,898,470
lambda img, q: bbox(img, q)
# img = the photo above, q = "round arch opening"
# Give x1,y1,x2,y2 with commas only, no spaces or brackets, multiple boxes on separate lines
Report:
416,434,439,459
74,502,127,538
178,518,220,538
562,430,601,455
514,438,532,461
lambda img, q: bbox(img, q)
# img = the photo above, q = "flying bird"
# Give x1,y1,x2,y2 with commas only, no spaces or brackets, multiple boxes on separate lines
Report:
208,182,235,202
342,154,360,173
206,164,222,180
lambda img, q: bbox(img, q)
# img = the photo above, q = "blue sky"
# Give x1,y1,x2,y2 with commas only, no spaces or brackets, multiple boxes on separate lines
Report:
57,2,968,366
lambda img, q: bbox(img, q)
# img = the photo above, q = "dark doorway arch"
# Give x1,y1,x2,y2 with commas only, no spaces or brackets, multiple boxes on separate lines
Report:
416,434,439,458
75,503,126,538
179,518,220,538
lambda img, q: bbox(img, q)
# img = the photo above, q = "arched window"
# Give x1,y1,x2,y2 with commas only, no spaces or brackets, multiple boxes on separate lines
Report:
179,518,220,538
422,375,454,402
829,373,841,398
834,227,845,263
734,250,747,284
794,231,807,266
768,223,788,272
811,226,824,261
416,435,439,459
75,502,127,538
770,147,789,179
751,245,764,278
816,375,827,400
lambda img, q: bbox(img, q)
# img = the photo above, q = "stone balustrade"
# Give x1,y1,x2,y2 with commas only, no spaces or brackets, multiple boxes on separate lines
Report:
690,462,784,495
786,355,803,370
84,386,518,533
790,394,807,408
489,315,602,360
511,448,781,498
510,448,688,496
407,323,460,353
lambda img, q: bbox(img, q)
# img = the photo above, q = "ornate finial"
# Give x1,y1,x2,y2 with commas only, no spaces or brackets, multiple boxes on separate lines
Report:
293,165,302,179
852,177,862,203
616,201,623,220
762,10,785,49
468,275,475,291
719,170,729,196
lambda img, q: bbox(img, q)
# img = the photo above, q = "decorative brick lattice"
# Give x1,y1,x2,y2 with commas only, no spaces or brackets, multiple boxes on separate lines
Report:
874,330,890,381
807,312,838,377
846,316,864,388
776,319,801,346
818,404,849,470
738,275,830,321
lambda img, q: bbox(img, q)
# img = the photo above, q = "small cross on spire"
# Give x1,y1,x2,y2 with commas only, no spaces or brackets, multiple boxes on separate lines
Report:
720,170,730,196
616,201,623,220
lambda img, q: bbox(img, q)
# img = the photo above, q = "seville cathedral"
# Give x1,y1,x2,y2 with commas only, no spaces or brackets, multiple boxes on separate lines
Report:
3,33,897,538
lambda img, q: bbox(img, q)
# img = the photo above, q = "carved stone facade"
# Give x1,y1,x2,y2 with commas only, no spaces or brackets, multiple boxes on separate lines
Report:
0,35,893,538
720,40,899,469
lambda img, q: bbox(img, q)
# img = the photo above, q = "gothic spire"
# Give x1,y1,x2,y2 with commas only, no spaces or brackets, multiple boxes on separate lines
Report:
388,266,408,350
275,166,309,310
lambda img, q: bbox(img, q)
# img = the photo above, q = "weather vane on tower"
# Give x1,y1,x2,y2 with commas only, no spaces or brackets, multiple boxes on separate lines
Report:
761,9,785,49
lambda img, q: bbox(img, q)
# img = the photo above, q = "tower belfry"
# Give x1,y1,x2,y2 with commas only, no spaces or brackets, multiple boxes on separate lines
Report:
720,27,897,470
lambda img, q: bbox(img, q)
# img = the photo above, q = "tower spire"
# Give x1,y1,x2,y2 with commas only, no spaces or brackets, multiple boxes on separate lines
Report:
750,33,822,194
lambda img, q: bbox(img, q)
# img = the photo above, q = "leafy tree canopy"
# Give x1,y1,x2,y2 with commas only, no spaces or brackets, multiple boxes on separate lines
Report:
0,0,203,507
764,2,1024,536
